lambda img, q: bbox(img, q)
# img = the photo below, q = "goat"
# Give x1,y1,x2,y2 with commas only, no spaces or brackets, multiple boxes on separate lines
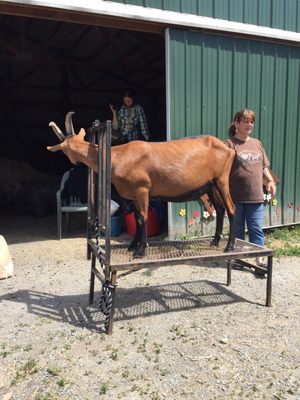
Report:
47,112,236,258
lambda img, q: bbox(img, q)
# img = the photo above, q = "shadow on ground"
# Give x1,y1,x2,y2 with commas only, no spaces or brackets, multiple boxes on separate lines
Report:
0,279,253,334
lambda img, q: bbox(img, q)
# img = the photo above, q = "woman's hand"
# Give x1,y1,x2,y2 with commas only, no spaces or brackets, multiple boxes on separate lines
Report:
109,103,117,113
267,181,276,197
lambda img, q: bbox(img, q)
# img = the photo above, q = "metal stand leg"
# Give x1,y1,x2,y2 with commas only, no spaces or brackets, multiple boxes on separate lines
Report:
89,255,96,304
266,255,273,307
99,277,117,335
227,261,232,286
106,271,117,335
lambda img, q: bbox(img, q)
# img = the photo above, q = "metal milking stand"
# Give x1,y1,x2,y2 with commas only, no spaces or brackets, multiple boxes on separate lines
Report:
87,120,116,334
85,120,274,335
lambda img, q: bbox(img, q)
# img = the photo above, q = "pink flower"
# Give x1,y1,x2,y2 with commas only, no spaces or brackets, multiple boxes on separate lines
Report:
193,211,199,218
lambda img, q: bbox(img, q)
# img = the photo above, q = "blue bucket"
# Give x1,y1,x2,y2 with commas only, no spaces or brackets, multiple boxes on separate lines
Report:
111,213,124,237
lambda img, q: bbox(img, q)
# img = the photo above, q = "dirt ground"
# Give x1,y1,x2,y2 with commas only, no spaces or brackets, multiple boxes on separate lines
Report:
0,212,300,400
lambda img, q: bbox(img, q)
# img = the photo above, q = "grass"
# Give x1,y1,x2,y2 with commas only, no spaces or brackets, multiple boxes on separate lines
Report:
265,225,300,257
11,357,39,385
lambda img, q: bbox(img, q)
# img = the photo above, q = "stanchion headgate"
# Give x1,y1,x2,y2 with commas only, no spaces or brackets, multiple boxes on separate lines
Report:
87,121,273,335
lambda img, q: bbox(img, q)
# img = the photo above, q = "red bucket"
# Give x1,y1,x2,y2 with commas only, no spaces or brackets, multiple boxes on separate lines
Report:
124,208,161,237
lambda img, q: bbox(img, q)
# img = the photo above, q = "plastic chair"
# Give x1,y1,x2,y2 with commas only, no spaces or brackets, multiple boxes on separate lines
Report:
56,167,88,240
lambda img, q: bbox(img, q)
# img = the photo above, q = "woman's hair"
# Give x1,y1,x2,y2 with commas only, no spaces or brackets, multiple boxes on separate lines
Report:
122,89,136,101
228,108,256,137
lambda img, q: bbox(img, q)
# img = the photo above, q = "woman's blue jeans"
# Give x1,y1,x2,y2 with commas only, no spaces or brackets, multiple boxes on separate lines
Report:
234,202,265,246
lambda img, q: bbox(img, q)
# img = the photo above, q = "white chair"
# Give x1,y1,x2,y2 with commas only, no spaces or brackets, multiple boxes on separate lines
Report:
56,168,88,240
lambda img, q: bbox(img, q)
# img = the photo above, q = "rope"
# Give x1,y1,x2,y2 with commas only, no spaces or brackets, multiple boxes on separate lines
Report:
99,281,114,331
94,217,106,274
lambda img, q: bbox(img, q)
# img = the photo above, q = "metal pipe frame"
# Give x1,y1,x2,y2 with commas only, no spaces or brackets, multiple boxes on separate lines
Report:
87,121,274,335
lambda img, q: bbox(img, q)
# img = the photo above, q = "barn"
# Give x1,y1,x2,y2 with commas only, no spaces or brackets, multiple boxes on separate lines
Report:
0,0,299,238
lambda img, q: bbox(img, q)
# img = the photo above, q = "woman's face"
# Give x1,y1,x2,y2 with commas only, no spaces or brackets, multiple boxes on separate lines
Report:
235,115,255,136
123,96,134,108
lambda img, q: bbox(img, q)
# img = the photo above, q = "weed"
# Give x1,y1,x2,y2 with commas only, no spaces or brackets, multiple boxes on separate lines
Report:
170,324,188,338
47,366,61,376
99,383,109,395
110,348,119,361
24,344,32,352
137,338,147,353
153,342,162,354
34,391,60,400
122,368,130,379
142,270,153,277
12,357,39,384
57,377,66,387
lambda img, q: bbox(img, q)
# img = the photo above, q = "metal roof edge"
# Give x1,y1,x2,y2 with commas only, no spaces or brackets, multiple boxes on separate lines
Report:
1,0,300,43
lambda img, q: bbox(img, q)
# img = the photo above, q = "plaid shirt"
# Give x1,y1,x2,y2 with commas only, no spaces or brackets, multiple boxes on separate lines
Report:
117,104,149,142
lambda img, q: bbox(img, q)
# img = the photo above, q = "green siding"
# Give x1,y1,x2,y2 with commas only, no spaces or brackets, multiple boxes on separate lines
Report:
167,29,300,238
108,0,300,32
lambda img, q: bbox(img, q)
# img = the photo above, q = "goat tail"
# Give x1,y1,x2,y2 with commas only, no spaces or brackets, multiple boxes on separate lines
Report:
235,151,252,174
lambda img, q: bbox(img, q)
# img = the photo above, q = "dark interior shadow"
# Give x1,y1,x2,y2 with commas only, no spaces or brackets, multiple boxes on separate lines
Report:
1,210,88,244
0,279,257,333
1,208,165,246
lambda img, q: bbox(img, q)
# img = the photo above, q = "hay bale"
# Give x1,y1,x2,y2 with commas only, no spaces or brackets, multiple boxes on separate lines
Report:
0,158,60,216
0,235,13,280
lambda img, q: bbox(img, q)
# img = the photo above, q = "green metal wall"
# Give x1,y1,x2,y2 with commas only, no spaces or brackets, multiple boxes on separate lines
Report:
109,0,300,32
167,29,300,238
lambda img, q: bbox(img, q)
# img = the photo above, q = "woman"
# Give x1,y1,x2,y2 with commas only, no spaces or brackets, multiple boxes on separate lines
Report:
109,89,149,143
226,109,276,264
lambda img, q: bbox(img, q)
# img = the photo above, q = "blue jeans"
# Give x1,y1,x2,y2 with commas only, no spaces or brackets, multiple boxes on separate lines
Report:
234,203,265,246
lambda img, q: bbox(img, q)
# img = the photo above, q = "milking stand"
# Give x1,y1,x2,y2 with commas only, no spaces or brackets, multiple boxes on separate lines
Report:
87,121,274,335
86,120,116,334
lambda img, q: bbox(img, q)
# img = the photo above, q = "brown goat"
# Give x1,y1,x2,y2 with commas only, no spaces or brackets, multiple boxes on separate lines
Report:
47,112,236,258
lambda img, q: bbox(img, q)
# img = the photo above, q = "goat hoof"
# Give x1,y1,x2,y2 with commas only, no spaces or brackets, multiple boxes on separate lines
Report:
224,244,235,252
128,241,138,251
133,245,146,258
210,239,220,247
133,250,145,259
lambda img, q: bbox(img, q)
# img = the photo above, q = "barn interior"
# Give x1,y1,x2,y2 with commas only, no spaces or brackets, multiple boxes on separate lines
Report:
0,13,166,235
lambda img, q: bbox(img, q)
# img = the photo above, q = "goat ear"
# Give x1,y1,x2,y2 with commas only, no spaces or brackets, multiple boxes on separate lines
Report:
47,144,63,152
78,128,86,139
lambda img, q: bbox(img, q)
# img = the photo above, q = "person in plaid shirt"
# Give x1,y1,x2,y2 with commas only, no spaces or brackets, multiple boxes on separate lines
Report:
109,89,149,143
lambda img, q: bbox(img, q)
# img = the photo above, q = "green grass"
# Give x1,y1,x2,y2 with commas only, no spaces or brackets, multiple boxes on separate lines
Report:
265,225,300,257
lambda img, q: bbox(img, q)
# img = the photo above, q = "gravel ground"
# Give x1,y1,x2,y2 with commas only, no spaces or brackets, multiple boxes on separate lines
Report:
0,213,300,400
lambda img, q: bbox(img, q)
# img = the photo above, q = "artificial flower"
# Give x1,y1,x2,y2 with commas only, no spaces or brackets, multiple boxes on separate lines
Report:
203,211,210,219
264,193,272,202
188,218,194,226
179,208,186,217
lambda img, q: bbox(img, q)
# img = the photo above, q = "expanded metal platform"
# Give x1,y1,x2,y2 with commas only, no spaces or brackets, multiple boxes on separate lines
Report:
89,237,272,270
87,122,273,335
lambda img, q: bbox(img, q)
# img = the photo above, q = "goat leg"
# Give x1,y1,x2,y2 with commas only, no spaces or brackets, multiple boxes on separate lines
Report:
127,207,141,252
207,189,224,248
133,212,147,258
128,239,138,251
224,212,235,252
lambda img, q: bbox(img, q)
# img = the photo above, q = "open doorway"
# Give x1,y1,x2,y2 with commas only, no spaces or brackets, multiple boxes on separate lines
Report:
0,14,167,236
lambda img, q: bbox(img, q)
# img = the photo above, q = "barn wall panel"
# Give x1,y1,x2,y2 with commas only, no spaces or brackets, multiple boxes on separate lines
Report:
108,0,300,32
167,29,300,238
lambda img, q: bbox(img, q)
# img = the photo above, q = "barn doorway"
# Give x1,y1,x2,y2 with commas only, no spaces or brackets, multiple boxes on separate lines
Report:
0,14,166,238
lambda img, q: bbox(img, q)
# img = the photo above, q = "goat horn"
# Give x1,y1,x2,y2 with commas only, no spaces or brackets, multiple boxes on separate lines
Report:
65,111,75,136
49,121,65,142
